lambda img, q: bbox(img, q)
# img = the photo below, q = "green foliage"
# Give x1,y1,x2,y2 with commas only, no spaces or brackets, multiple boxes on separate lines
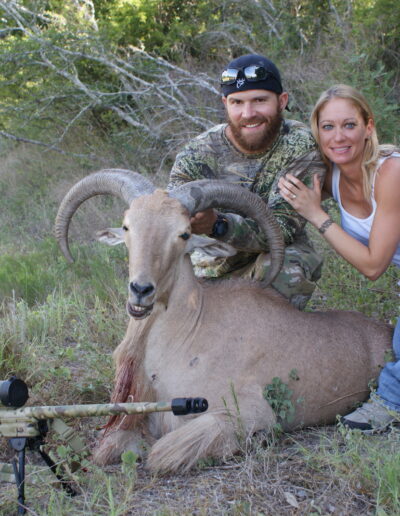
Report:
263,377,294,428
354,0,400,69
263,370,302,432
196,456,221,469
121,450,138,478
93,0,206,59
0,2,119,143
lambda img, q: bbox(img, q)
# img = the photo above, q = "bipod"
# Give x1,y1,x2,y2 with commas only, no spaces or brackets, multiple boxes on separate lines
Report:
9,419,77,515
1,377,208,512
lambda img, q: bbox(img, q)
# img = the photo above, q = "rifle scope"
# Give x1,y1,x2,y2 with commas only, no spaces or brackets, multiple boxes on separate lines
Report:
0,376,29,407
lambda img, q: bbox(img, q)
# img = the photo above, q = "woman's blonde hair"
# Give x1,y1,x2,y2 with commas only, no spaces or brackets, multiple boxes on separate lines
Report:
310,84,397,200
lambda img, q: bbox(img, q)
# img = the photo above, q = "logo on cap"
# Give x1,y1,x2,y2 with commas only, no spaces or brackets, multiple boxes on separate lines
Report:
236,78,245,88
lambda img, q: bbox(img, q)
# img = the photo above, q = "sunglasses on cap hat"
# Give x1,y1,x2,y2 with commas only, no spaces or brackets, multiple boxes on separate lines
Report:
220,65,278,85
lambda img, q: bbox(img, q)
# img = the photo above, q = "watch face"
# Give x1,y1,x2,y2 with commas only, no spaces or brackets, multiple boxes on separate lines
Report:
213,215,228,237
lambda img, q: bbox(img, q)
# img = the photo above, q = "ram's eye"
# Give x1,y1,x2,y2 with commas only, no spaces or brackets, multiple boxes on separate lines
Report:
122,225,128,231
179,232,190,241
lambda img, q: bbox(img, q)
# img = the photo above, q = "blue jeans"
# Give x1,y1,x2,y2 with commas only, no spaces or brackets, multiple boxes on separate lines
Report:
376,317,400,411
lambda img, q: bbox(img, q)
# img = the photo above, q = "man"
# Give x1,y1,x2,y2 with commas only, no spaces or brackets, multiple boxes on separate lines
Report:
168,54,326,310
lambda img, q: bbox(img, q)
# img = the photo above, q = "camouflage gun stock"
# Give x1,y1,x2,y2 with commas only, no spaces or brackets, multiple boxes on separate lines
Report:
0,377,208,515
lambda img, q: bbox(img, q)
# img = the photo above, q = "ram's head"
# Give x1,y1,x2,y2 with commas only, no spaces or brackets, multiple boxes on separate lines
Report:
55,169,284,319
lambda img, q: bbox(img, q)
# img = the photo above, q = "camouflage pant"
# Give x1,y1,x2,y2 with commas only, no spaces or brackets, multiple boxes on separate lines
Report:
236,241,323,310
192,240,323,311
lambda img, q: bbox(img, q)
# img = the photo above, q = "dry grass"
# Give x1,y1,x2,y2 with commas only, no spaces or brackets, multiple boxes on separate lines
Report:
2,424,399,515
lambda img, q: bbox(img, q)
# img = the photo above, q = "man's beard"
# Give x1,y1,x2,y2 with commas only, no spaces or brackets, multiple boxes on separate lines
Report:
227,111,283,153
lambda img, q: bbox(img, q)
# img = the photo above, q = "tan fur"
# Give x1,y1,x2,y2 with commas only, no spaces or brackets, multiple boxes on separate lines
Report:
93,192,393,473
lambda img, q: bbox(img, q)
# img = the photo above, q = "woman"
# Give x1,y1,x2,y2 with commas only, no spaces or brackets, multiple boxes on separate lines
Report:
278,84,400,432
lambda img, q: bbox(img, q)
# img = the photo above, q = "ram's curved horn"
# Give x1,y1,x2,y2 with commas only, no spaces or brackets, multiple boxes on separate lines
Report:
170,179,285,286
55,169,155,263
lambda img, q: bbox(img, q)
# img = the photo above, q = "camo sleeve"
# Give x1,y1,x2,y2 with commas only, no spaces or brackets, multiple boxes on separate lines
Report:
218,149,326,251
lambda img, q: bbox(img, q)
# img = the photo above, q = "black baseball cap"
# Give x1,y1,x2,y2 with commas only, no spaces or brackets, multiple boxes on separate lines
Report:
220,54,284,97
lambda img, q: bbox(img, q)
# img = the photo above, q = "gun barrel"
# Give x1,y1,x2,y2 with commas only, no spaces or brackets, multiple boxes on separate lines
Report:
1,401,173,420
1,397,208,421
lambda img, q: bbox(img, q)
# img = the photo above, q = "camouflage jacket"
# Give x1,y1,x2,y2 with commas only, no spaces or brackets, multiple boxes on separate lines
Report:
168,119,326,275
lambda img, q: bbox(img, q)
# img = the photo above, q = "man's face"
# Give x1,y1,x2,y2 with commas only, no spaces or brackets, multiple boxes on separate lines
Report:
223,89,288,154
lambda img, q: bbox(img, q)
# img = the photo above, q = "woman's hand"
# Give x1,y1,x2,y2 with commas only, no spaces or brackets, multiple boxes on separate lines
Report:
278,173,325,224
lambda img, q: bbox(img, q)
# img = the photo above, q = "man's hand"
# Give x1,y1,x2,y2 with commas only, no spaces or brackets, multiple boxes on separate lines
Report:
190,209,218,235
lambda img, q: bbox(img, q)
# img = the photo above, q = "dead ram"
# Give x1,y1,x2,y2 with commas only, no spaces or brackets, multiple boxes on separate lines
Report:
55,169,392,473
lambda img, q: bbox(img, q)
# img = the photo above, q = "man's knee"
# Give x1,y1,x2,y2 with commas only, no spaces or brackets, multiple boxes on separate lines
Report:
254,242,324,309
271,263,317,310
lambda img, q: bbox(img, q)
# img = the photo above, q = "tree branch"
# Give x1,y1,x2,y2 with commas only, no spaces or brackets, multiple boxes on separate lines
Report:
0,130,96,158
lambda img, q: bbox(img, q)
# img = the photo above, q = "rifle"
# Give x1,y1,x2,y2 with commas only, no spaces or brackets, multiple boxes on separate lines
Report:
0,376,208,514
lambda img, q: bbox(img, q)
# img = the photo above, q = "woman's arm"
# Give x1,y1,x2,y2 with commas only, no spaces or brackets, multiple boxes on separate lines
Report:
278,159,400,280
364,157,400,278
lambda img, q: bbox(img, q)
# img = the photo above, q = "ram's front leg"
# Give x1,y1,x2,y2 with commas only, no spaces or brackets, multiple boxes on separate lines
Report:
93,425,152,465
146,389,277,474
93,332,155,465
146,412,238,473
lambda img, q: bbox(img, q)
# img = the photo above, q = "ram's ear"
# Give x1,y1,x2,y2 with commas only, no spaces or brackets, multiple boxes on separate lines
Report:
95,228,125,246
186,234,237,257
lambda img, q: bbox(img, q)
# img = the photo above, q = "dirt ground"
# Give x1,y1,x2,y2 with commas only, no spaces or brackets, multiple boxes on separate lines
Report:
1,424,386,515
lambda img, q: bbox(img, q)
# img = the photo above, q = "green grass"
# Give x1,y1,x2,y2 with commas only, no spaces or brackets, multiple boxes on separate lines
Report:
307,208,399,325
294,426,400,516
0,237,128,306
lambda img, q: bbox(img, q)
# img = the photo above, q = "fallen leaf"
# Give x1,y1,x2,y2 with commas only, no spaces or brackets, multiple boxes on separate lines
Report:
284,491,299,508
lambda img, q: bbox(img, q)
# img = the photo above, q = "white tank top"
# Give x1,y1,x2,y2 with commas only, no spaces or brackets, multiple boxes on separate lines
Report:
331,153,400,268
